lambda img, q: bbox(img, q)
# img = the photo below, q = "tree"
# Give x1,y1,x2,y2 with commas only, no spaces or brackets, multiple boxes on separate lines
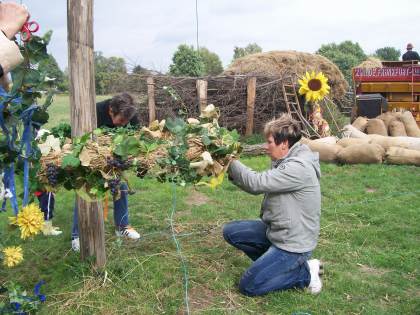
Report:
233,43,262,60
198,47,223,75
132,65,150,75
94,51,127,94
169,44,204,77
374,47,401,61
38,54,66,91
316,40,366,83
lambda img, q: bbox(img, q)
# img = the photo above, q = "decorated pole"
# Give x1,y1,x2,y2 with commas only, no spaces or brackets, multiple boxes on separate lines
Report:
67,0,106,267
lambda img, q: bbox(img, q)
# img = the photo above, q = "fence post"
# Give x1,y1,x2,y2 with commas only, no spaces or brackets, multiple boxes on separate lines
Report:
147,77,156,124
67,0,106,268
246,76,257,136
196,79,208,113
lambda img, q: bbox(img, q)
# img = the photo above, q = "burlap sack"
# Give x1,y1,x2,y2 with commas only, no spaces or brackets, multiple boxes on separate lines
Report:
342,125,369,139
300,138,341,163
351,116,368,131
388,120,407,137
337,143,384,164
367,134,410,149
377,112,396,129
366,118,388,136
393,136,420,151
313,136,338,145
385,146,420,166
400,111,420,137
337,138,370,148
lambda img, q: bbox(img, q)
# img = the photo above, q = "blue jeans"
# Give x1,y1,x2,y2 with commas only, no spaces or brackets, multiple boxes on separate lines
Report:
223,220,311,296
72,183,130,239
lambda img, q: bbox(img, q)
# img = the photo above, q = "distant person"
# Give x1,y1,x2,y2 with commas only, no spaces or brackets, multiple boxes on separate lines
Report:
402,43,420,61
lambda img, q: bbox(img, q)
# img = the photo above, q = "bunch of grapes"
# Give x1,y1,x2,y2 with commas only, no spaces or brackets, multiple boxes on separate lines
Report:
46,163,59,186
107,157,132,170
107,178,121,195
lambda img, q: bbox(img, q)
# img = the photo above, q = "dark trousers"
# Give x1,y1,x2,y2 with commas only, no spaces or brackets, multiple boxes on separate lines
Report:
37,191,54,221
223,220,311,296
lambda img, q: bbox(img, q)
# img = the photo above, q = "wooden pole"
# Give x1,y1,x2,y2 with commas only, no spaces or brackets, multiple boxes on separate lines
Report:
246,76,257,136
147,77,156,124
67,0,106,267
196,79,208,113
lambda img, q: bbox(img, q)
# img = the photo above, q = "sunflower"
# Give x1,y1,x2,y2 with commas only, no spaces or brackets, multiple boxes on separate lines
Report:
298,71,330,103
2,246,23,267
13,203,44,239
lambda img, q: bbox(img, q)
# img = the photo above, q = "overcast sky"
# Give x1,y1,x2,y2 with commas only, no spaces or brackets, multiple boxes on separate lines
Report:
22,0,420,72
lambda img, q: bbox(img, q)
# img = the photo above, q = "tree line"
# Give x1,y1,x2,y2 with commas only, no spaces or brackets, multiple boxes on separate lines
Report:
45,42,401,94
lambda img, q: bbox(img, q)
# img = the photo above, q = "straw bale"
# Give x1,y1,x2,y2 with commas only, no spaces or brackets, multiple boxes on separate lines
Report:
224,50,348,99
356,57,383,69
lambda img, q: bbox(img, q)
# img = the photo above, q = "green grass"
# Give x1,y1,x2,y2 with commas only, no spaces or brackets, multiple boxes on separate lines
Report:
0,95,419,314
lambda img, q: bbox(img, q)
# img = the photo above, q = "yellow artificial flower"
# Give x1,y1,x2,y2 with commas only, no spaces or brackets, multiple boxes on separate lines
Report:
198,172,225,189
15,203,44,239
298,71,330,103
2,246,23,267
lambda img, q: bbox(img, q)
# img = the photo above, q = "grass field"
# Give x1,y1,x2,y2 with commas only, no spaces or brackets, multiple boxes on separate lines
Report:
1,95,419,314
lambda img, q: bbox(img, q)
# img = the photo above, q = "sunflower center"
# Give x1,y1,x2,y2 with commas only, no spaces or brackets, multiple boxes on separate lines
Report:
308,79,322,91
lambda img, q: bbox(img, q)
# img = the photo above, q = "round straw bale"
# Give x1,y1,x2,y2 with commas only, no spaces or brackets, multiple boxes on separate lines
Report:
388,120,407,137
312,136,338,145
337,138,370,148
366,119,388,136
224,50,348,99
367,134,410,149
385,146,420,166
377,112,396,129
351,116,368,131
342,124,369,139
400,111,420,137
337,143,384,164
300,138,341,163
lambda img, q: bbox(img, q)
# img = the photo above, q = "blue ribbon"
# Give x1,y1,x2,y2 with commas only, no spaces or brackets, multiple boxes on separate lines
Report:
0,86,29,214
19,104,39,206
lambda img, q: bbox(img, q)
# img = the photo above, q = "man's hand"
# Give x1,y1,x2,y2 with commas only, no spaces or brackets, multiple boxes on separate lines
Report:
0,2,29,39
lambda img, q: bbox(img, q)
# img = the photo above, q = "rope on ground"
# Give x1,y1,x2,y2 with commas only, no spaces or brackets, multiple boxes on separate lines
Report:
169,182,190,314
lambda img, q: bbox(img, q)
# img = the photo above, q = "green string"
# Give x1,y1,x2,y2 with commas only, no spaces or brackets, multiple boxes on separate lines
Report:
169,182,190,314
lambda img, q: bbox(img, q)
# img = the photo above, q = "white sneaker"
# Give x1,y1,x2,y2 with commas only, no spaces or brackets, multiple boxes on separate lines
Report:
115,226,141,240
71,237,80,252
307,259,322,294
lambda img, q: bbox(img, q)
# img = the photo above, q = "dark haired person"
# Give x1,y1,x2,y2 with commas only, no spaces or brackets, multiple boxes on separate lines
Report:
71,93,141,251
223,114,323,296
402,43,420,62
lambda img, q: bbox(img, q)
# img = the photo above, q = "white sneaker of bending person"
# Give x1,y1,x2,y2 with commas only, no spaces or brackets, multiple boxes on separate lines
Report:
115,226,141,240
71,237,80,252
307,259,323,294
42,220,62,236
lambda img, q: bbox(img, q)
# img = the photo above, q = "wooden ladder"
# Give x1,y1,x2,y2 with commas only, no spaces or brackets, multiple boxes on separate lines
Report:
281,76,318,138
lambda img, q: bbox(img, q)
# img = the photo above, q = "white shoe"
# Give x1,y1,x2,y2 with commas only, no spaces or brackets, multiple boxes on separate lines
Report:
42,220,62,236
307,259,322,294
71,237,80,252
115,226,141,240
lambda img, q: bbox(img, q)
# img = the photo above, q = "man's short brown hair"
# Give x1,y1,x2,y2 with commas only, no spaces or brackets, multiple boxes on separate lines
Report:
109,92,137,121
264,114,302,148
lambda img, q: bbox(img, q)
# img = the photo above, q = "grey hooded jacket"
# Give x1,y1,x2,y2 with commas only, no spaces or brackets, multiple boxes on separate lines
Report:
228,142,321,253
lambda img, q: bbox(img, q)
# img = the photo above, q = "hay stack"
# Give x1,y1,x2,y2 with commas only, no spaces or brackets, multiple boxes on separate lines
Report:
356,57,383,69
224,50,348,99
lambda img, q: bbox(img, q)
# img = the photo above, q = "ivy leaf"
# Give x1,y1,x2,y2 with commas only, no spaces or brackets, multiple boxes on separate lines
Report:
165,117,186,135
62,154,80,168
114,136,139,158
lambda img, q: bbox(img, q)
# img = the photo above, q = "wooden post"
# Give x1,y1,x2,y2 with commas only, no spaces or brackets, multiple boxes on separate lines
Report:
196,79,208,113
246,77,257,136
67,0,106,268
147,77,156,124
